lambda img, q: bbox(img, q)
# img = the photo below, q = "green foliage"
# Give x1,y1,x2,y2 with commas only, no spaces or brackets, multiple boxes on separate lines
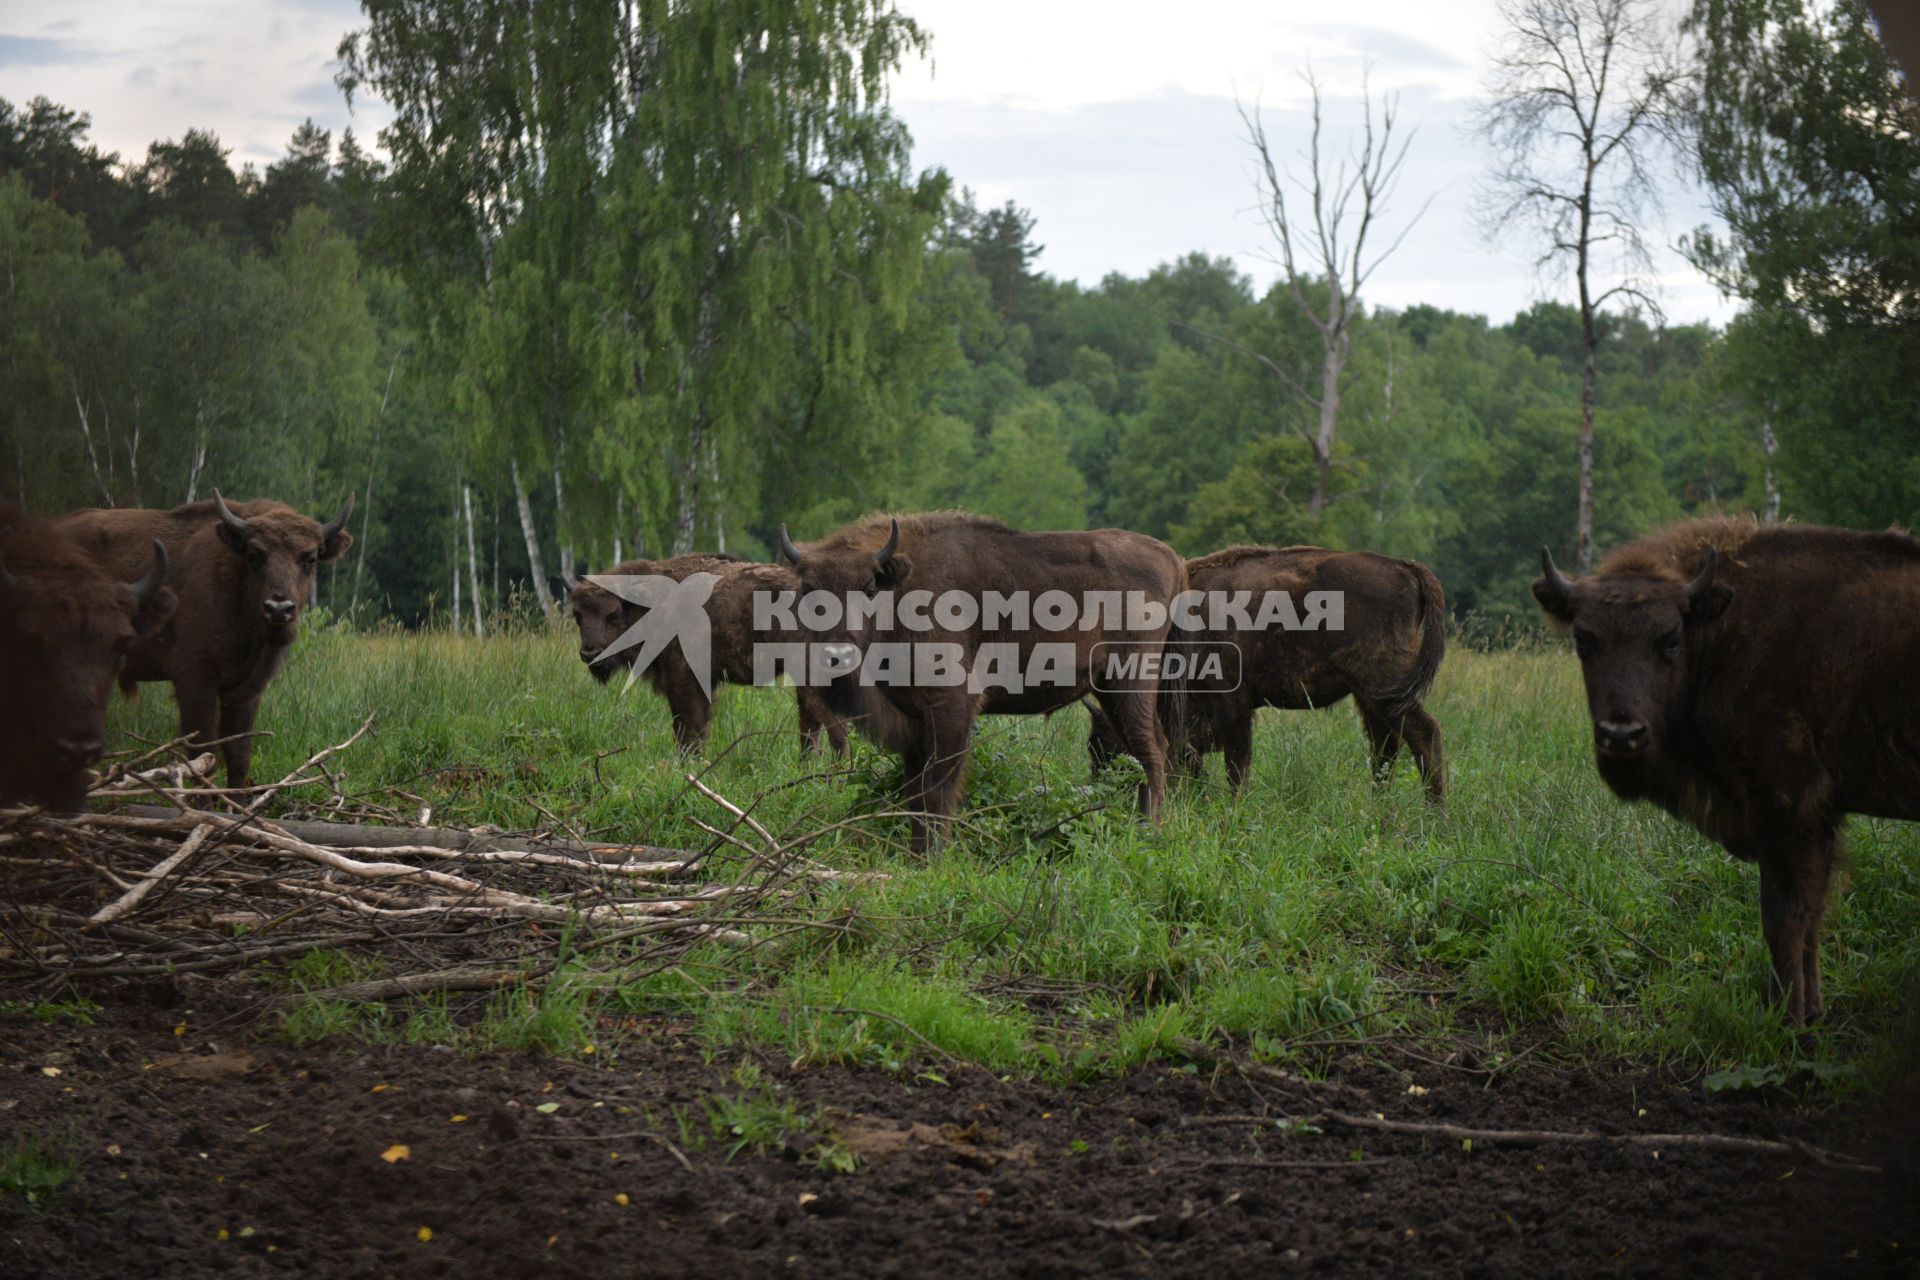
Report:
1685,0,1920,529
0,1133,83,1208
0,996,99,1026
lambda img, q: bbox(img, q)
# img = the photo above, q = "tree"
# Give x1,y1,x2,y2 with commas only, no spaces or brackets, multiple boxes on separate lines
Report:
1684,0,1920,528
1226,71,1433,519
340,0,946,593
1476,0,1687,571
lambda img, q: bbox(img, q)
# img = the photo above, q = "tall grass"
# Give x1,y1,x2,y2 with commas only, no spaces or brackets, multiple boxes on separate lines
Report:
108,623,1920,1085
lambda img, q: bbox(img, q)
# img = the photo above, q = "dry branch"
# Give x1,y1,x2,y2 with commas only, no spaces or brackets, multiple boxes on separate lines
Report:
1,726,871,992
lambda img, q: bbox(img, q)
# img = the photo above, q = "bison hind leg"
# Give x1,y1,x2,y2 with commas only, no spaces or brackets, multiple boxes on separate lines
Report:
1091,689,1168,820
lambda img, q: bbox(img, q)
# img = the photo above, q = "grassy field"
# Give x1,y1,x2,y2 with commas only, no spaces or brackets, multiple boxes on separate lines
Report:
103,622,1920,1089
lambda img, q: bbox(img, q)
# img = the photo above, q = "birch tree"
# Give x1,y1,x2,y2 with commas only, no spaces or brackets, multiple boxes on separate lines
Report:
1208,71,1431,519
1475,0,1686,571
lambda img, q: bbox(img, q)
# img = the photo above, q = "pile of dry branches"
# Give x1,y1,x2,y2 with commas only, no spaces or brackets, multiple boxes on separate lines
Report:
0,719,873,996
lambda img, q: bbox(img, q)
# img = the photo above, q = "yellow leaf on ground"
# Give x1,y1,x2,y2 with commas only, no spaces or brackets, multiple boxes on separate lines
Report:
39,1066,60,1077
371,1083,389,1093
614,1193,630,1206
381,1144,411,1163
417,1227,433,1243
449,1114,468,1123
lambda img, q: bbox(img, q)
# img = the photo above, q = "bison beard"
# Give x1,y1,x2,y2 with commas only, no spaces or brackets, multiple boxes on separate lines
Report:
1533,516,1920,1026
1089,545,1447,803
779,512,1186,853
0,506,175,812
53,492,353,786
566,555,847,757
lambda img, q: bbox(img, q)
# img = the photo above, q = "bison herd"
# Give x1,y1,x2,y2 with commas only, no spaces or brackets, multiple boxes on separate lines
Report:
3,495,1916,1027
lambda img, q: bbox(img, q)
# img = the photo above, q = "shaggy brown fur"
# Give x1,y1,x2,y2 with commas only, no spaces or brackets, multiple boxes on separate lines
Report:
780,511,1187,852
55,496,353,786
1534,517,1920,1025
1089,545,1447,802
568,555,847,756
0,504,175,812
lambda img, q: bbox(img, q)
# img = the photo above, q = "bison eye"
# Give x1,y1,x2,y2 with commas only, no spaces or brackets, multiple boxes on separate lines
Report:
1656,631,1682,660
1572,628,1597,658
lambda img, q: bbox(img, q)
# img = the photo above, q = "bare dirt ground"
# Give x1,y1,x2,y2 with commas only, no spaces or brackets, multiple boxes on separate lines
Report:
1,983,1913,1279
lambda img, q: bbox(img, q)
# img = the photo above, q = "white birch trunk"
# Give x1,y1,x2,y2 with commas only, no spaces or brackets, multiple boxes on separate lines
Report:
464,482,486,639
510,456,556,617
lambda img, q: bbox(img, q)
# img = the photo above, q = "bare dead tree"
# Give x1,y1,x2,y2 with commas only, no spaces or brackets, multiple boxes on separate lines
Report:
1225,68,1433,518
1475,0,1686,571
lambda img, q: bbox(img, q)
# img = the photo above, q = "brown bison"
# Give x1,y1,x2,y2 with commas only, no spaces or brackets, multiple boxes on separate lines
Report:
1533,516,1920,1025
567,554,847,756
55,492,354,786
1090,545,1447,802
0,505,174,812
777,512,1186,851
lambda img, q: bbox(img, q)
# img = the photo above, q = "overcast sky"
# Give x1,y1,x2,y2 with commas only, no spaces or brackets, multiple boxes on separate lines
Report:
0,0,1734,324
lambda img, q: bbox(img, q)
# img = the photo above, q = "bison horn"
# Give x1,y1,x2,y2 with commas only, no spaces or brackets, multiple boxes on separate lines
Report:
128,539,168,608
873,518,900,568
214,489,251,535
320,492,355,541
1684,546,1719,602
777,523,804,565
1539,546,1575,598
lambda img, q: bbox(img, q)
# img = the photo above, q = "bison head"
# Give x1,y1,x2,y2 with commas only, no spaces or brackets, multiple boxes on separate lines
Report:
213,491,353,636
1533,546,1732,764
0,532,174,812
567,574,643,683
777,517,909,647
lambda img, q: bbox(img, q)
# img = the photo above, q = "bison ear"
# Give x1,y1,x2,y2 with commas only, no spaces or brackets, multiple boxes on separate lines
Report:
1530,546,1576,623
1685,582,1732,627
319,528,354,561
136,585,178,636
1530,575,1574,623
873,551,912,590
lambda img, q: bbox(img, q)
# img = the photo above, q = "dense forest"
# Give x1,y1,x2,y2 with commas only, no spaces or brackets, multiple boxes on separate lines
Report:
2,0,1914,629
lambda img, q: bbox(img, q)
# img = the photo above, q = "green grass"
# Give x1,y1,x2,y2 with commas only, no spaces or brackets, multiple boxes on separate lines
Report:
0,996,99,1026
0,1133,83,1207
108,621,1920,1088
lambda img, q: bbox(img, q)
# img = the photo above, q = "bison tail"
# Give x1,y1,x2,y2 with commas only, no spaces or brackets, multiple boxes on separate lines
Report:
1381,561,1447,721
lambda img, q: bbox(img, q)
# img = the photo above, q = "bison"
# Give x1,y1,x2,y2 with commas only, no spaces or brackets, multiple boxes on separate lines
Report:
1532,516,1920,1025
55,492,353,786
1089,545,1447,802
777,512,1186,851
0,505,174,812
567,554,847,756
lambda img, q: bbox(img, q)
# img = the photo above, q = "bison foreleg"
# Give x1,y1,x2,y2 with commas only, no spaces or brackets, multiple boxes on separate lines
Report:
174,677,221,771
905,702,972,854
795,689,848,758
217,695,262,787
1756,831,1836,1027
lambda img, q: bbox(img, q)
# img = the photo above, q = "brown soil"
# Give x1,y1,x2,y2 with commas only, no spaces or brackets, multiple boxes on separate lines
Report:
0,985,1913,1279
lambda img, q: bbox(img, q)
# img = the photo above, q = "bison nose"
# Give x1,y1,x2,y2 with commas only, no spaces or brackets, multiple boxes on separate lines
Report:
53,734,105,768
263,596,297,626
1594,719,1649,756
579,646,597,663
